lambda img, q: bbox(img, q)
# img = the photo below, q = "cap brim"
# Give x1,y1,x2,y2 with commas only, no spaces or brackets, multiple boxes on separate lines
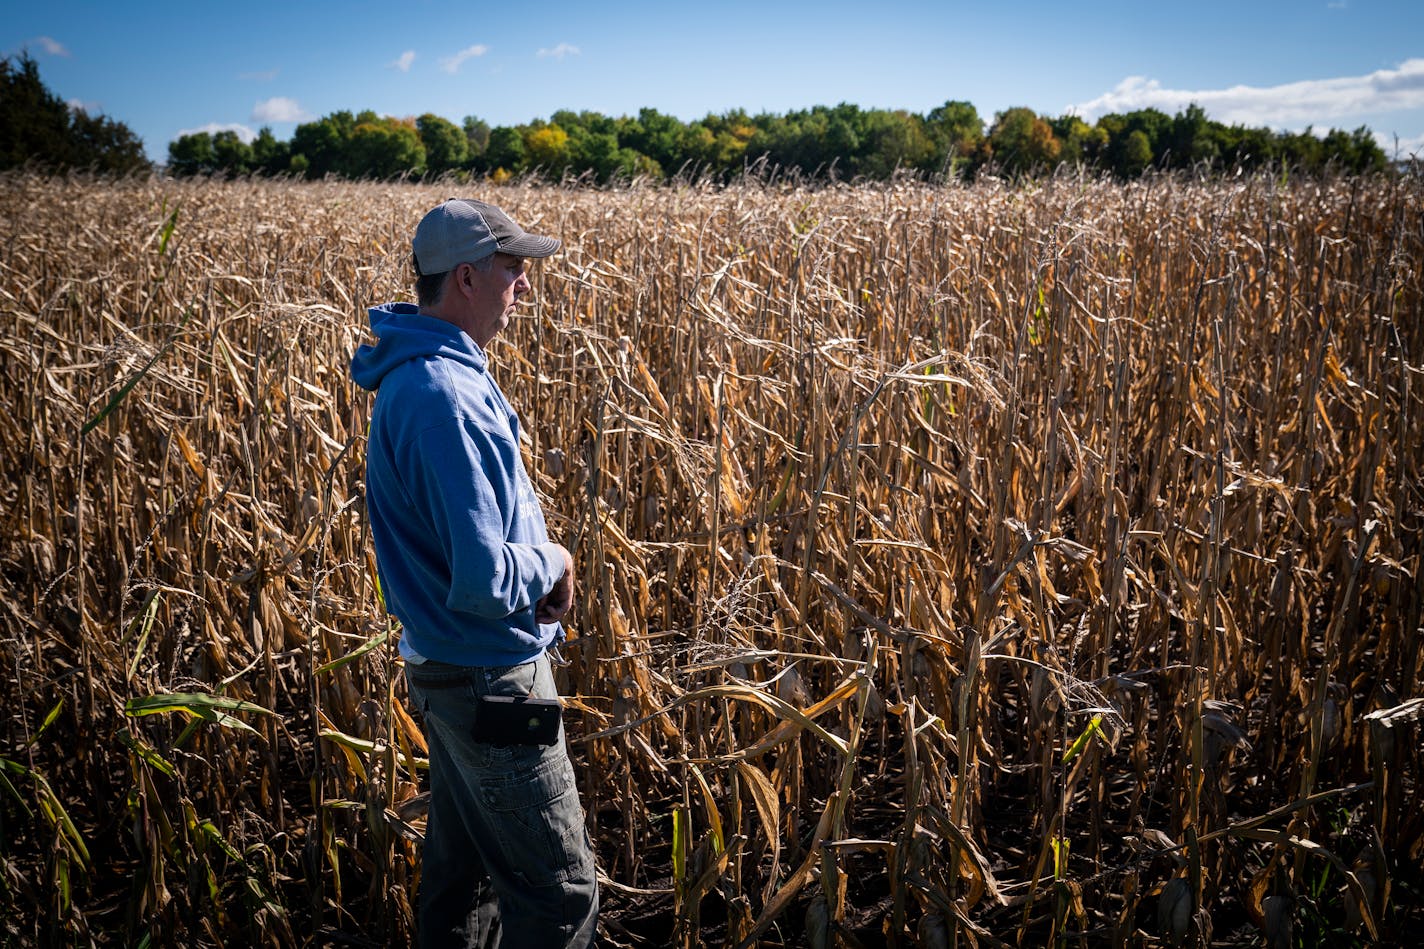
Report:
498,234,561,258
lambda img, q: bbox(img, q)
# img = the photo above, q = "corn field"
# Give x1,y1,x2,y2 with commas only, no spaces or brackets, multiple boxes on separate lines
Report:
1,169,1421,947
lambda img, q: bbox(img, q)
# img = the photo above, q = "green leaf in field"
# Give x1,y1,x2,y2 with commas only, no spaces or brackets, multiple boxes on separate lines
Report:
3,758,91,869
125,590,161,679
157,201,179,257
0,761,31,818
119,728,177,777
671,806,688,885
315,627,388,675
125,691,274,736
57,850,71,914
82,308,194,435
1051,835,1069,880
1029,282,1046,345
195,819,246,865
1061,713,1105,765
27,699,64,747
318,727,426,773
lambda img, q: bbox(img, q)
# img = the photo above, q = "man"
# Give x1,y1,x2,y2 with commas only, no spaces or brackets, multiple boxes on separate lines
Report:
350,199,598,948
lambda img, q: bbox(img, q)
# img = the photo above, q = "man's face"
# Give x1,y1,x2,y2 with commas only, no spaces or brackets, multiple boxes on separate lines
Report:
463,252,530,346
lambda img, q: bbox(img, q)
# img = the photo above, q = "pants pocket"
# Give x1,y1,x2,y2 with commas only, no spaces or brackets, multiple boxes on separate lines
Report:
481,746,592,887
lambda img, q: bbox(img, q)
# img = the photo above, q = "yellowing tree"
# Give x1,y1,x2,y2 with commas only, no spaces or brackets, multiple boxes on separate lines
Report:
524,124,570,174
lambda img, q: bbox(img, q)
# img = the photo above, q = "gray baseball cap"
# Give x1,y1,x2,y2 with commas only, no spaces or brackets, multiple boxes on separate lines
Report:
412,199,560,274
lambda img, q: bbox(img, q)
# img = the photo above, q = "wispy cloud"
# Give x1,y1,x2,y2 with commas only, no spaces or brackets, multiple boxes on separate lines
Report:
176,122,256,143
33,35,70,57
66,97,101,114
1067,59,1424,128
251,97,311,123
390,50,416,72
536,42,580,61
439,44,488,74
239,68,280,82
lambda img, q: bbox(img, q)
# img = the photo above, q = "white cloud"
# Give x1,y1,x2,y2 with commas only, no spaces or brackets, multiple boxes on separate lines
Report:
66,97,101,114
1067,58,1424,128
251,97,311,123
239,68,280,82
536,42,580,61
439,44,489,74
33,35,70,57
390,50,416,72
176,122,256,143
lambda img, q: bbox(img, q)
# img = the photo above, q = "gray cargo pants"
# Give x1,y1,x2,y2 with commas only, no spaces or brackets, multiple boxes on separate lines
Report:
405,653,598,948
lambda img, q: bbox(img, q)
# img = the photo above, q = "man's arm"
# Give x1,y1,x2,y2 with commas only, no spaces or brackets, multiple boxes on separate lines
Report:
535,544,575,623
407,419,566,619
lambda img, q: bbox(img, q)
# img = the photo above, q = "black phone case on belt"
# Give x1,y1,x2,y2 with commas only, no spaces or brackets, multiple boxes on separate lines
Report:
472,694,562,746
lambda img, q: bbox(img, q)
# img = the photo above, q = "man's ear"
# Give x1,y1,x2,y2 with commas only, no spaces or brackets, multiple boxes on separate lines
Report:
452,263,475,298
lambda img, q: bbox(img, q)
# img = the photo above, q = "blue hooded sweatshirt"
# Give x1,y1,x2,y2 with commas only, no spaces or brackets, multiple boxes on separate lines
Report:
350,302,566,666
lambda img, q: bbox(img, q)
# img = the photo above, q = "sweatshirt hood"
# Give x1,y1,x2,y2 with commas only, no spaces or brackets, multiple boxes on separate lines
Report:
350,302,486,391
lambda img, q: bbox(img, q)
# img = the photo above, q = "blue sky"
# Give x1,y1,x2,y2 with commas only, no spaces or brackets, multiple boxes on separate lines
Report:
6,0,1423,163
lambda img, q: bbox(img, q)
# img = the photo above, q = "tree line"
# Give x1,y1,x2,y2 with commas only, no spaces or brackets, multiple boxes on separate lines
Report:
0,53,1393,183
168,101,1392,183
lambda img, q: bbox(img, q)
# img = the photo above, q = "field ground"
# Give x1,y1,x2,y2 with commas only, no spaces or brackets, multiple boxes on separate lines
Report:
1,169,1421,946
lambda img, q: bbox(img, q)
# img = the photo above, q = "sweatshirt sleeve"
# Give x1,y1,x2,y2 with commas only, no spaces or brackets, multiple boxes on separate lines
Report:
405,417,565,619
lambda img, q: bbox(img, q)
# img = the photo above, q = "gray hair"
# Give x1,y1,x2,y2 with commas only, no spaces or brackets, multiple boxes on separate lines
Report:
414,254,493,307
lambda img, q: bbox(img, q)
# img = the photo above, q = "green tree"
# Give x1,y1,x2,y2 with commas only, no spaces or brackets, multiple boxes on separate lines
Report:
345,117,425,178
483,126,526,175
290,110,357,177
1278,127,1325,171
822,103,864,176
1316,126,1387,174
1047,115,1105,167
747,105,858,177
67,109,149,174
1122,109,1172,155
417,113,468,176
251,127,289,175
2,53,149,174
167,132,216,176
1122,130,1153,177
1167,104,1220,169
679,122,718,174
211,130,253,175
622,108,684,175
462,116,491,160
705,111,757,174
857,109,936,178
1098,109,1172,176
571,129,619,181
0,54,71,168
704,113,758,175
925,99,984,174
1216,124,1276,170
986,107,1061,176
